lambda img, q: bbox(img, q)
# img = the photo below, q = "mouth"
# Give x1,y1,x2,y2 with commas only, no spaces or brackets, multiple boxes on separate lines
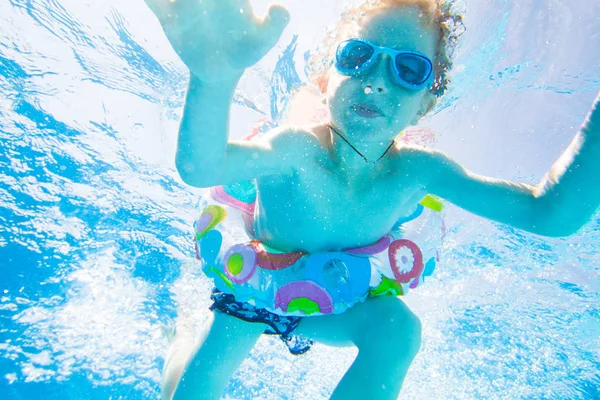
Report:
351,103,384,118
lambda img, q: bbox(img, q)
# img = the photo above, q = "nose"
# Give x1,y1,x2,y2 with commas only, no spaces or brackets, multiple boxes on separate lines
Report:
362,53,392,94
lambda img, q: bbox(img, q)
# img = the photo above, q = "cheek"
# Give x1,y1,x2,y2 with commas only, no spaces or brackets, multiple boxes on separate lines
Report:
393,92,423,111
389,94,424,125
327,76,356,107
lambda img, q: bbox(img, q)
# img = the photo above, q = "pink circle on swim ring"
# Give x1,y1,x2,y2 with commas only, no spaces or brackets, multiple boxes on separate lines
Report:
223,244,257,284
388,239,424,284
275,281,334,315
210,186,255,216
250,240,305,270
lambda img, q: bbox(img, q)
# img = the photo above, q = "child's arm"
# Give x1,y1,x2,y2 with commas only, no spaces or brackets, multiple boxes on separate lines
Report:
146,0,296,188
420,92,600,237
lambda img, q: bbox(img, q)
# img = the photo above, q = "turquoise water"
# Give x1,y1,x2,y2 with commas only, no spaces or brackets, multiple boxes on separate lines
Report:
1,0,599,399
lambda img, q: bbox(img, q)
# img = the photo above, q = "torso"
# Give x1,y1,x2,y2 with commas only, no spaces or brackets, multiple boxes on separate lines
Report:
253,124,429,253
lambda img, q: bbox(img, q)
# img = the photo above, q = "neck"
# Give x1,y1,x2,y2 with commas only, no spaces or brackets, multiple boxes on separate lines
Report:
328,124,395,170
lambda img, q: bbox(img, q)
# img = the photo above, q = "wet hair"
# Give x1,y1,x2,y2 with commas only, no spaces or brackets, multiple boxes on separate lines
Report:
306,0,465,99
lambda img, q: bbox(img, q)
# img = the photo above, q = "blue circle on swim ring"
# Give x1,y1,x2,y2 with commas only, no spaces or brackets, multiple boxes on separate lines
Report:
199,229,222,266
304,252,371,304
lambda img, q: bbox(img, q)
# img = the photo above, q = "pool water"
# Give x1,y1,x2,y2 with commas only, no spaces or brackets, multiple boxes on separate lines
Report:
1,0,599,399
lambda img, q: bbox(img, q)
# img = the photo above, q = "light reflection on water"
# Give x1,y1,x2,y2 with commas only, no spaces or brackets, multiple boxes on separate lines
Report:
0,0,599,399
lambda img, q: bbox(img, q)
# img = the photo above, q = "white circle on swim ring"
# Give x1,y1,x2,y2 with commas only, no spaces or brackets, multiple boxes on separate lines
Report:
393,246,416,274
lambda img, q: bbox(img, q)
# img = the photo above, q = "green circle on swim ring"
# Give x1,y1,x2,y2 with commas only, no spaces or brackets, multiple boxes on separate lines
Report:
287,298,321,315
227,254,245,275
369,277,403,297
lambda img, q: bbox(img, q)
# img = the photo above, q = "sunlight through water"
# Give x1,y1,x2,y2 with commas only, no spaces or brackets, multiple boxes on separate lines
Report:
1,0,599,399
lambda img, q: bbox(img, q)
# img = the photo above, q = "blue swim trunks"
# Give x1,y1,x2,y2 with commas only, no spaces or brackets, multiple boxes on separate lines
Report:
210,289,313,355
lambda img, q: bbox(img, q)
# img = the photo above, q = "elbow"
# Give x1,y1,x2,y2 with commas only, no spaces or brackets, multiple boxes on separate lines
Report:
539,216,588,238
530,224,580,238
528,197,585,238
175,159,216,188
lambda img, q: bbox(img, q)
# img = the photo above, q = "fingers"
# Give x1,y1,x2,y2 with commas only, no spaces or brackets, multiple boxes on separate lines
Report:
263,4,290,30
257,4,290,49
144,0,170,21
231,0,255,15
144,0,161,15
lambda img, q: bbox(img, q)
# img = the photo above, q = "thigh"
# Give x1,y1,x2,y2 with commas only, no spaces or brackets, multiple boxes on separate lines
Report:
295,296,418,348
165,311,267,400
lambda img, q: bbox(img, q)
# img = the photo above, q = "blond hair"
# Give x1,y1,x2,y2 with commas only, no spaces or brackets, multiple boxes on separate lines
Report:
306,0,465,98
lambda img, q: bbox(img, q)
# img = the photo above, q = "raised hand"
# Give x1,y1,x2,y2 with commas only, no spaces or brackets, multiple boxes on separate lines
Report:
145,0,290,82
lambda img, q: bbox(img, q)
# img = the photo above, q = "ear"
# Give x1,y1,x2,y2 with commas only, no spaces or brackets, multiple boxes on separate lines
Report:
410,92,437,125
317,74,329,94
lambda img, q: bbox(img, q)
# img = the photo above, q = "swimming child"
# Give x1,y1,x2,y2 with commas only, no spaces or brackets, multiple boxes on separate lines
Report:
144,0,600,398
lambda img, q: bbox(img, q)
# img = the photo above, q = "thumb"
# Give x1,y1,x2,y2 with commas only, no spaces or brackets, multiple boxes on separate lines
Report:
145,0,172,26
257,4,290,49
145,0,163,19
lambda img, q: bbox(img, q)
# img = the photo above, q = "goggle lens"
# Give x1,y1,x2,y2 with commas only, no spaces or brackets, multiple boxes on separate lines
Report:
394,54,431,85
336,40,374,71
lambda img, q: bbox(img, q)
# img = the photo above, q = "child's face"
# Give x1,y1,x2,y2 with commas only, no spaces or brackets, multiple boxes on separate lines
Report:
326,6,438,143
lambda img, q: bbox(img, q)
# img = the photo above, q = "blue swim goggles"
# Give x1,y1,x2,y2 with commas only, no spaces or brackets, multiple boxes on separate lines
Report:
335,38,434,91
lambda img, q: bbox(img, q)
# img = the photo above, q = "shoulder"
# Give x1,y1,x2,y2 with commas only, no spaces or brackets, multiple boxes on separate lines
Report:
390,143,459,187
263,123,325,158
266,124,322,146
391,143,446,169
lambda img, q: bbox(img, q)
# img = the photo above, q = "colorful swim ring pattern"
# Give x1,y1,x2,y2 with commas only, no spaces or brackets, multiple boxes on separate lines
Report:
250,240,305,270
195,205,227,240
304,252,371,305
275,281,334,315
369,276,404,297
210,186,255,216
388,239,424,284
345,235,393,255
223,243,257,284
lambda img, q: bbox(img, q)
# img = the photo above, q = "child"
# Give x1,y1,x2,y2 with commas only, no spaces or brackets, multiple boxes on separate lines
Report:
144,0,600,398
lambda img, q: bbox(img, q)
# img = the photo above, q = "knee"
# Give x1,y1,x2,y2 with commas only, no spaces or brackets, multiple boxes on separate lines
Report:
360,298,422,357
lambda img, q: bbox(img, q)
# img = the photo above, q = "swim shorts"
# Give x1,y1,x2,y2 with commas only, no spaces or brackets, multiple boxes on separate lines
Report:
210,288,313,355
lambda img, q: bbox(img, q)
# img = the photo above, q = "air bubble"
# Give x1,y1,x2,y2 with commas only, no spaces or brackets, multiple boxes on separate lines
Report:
364,87,372,94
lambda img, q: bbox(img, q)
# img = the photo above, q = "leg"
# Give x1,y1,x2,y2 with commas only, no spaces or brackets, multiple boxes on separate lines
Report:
296,296,422,400
162,310,266,400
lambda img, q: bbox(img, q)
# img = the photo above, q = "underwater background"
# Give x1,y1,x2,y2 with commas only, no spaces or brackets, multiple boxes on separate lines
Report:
1,0,599,398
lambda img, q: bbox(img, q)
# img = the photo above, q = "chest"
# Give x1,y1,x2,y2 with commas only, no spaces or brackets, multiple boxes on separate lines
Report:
255,159,425,251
